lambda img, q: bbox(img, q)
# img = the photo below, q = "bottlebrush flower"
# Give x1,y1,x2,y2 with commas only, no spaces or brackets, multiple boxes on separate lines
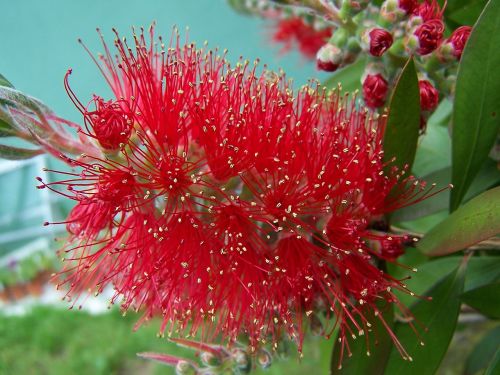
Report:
272,17,333,59
414,19,444,55
362,73,389,108
367,28,393,57
447,26,472,60
39,26,445,366
419,79,439,111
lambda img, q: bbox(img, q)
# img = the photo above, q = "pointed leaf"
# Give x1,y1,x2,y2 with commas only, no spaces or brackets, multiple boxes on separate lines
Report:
450,0,500,211
0,73,14,88
461,282,500,318
383,58,421,172
418,187,500,256
137,352,196,368
384,262,466,375
393,159,499,222
0,144,43,160
465,326,500,375
331,304,394,374
485,349,500,375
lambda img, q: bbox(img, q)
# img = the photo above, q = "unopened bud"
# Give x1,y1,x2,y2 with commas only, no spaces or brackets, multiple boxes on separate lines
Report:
232,348,251,372
362,74,389,108
316,44,342,72
419,80,439,111
367,28,393,57
447,26,472,60
175,360,197,375
257,349,273,369
200,351,220,367
414,20,444,55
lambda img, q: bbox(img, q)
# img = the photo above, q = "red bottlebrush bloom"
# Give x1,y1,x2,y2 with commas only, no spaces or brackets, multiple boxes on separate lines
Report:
272,17,333,59
362,73,389,108
419,79,439,111
368,28,394,57
414,19,445,55
40,27,447,366
448,26,472,60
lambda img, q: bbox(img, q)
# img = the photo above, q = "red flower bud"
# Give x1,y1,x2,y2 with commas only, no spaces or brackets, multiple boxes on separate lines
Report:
363,74,389,108
448,26,472,60
419,80,439,111
368,28,394,57
398,0,419,14
316,44,342,72
414,19,444,55
416,0,444,21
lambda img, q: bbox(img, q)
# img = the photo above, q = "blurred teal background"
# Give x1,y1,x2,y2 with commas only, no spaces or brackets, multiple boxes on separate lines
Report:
0,0,323,123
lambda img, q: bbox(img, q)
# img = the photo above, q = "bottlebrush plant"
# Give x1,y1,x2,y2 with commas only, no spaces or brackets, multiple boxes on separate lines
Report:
0,0,499,374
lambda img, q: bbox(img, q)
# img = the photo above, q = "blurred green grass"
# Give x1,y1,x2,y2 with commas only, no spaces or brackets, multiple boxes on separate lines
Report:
0,306,333,375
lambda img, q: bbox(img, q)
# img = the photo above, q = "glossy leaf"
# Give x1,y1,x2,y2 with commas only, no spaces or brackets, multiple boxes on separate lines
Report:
331,304,394,374
465,326,500,375
450,0,500,211
485,349,500,375
323,57,366,94
0,73,14,88
384,262,466,375
390,255,500,307
383,58,420,172
448,0,488,26
393,159,499,222
418,187,500,256
461,282,500,318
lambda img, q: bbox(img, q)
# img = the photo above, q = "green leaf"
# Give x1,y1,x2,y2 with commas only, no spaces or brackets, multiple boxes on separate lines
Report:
465,326,500,375
0,73,14,88
412,108,451,177
485,349,500,375
330,304,394,374
383,58,420,172
393,159,499,222
323,57,366,94
0,144,43,160
448,0,488,26
461,282,500,318
389,255,499,309
418,187,500,256
0,120,15,137
450,0,500,211
384,262,466,375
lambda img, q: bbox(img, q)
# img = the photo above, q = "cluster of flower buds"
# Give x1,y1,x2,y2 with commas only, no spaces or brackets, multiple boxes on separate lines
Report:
228,0,473,129
139,338,273,374
38,27,447,366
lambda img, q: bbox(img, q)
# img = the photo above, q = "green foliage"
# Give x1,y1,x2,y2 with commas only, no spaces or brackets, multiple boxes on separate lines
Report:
461,282,500,319
465,326,500,375
382,58,421,172
418,187,500,256
384,263,467,375
330,304,394,374
450,0,500,211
